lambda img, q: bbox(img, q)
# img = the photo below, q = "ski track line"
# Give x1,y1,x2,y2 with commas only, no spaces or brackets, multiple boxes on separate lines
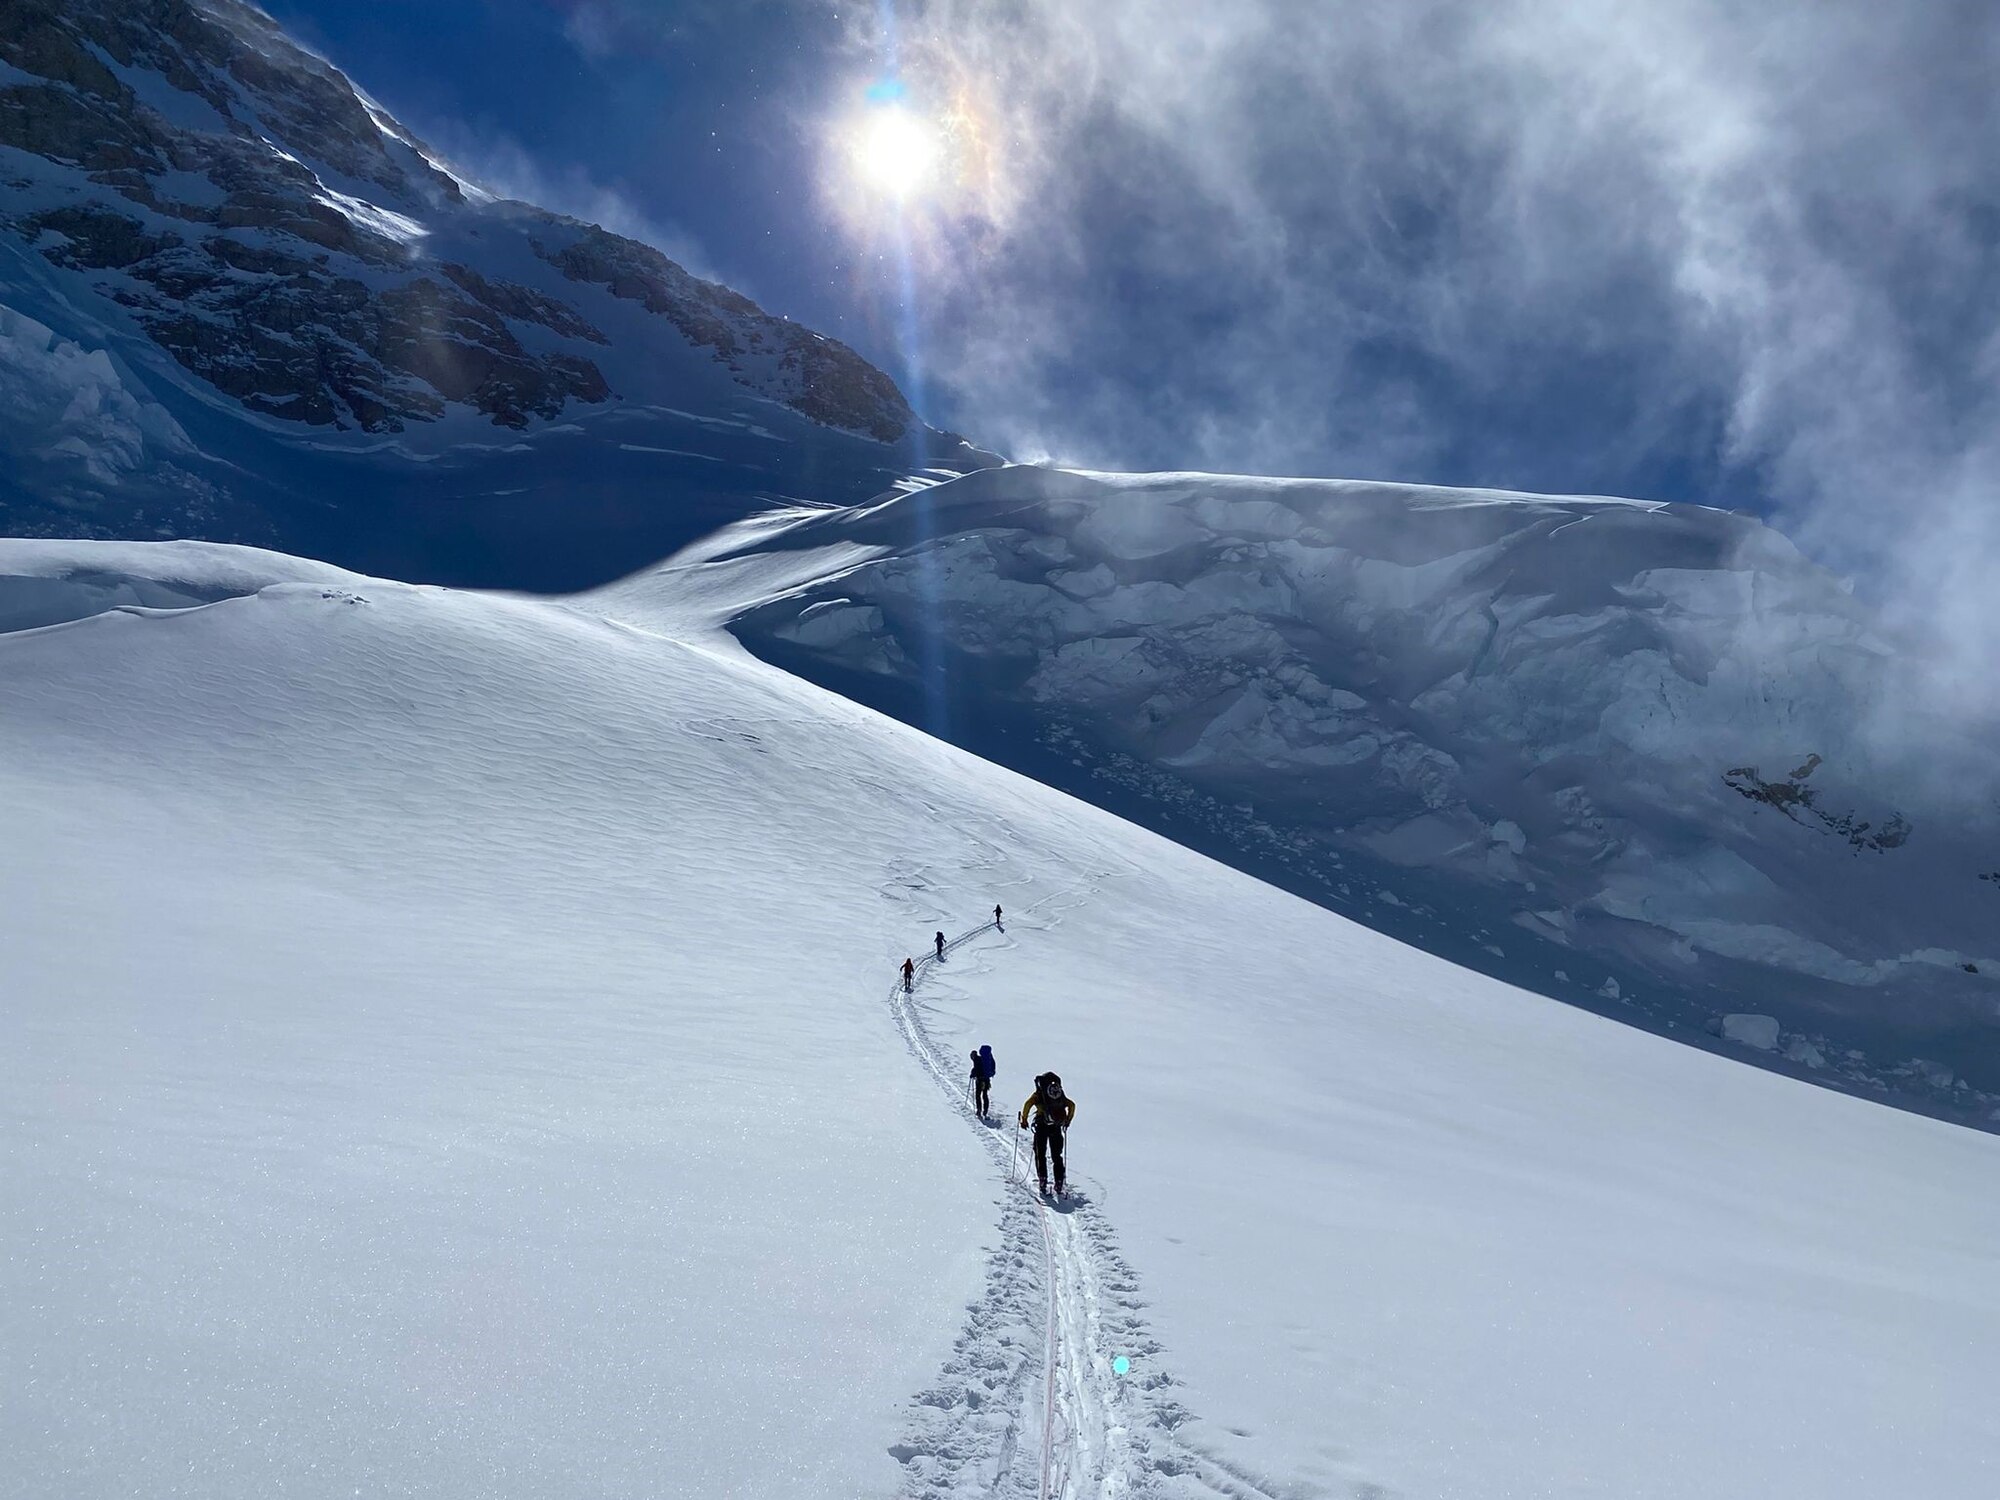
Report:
882,880,1291,1500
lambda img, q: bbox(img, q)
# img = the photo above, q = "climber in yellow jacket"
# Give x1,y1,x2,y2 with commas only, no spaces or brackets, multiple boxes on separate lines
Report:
1018,1072,1075,1197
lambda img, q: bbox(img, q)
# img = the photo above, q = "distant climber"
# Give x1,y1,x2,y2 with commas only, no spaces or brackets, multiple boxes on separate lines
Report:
935,931,946,961
901,957,915,993
993,904,1003,928
969,1044,996,1118
1018,1071,1076,1197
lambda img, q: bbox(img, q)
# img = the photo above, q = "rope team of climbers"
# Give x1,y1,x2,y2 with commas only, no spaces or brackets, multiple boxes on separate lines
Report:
900,902,1079,1201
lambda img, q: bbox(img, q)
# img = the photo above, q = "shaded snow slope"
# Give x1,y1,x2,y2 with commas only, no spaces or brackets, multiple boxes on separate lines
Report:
676,465,2000,1121
5,537,1998,1499
0,1,991,584
0,534,358,630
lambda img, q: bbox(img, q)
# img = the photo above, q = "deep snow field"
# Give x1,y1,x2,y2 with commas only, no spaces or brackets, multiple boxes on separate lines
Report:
4,537,1998,1499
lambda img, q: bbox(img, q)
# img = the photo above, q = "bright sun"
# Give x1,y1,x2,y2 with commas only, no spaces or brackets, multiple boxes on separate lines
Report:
853,104,940,200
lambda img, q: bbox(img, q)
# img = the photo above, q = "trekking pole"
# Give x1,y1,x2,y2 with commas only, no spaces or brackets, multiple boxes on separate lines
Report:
1009,1124,1022,1185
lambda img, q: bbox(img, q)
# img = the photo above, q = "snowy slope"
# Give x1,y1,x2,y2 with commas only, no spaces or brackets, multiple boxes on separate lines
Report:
0,0,991,584
698,465,2000,1122
5,537,1999,1499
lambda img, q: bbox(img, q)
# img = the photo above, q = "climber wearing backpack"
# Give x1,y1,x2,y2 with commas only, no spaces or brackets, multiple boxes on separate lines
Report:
969,1044,996,1118
934,931,946,961
901,957,915,993
1018,1072,1076,1197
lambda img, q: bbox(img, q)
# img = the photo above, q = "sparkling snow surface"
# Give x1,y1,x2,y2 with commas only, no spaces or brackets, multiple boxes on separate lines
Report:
3,540,1998,1499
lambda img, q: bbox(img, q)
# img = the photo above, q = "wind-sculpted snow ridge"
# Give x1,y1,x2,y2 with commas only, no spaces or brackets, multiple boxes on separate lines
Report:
711,465,2000,1125
0,0,991,582
0,535,359,632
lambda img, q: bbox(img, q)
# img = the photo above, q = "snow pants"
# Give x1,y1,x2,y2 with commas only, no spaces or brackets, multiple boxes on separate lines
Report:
1034,1121,1066,1190
974,1075,991,1114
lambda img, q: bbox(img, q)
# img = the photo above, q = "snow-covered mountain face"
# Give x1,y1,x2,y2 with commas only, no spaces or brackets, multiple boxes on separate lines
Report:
699,466,2000,1121
0,0,987,586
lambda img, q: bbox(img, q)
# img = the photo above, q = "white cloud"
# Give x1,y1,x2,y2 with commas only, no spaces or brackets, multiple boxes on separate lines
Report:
815,0,2000,720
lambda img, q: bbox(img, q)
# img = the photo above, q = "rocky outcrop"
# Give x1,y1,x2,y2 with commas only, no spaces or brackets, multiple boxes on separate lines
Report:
1723,754,1911,852
375,280,609,426
0,0,978,577
536,226,914,441
20,200,609,429
438,262,608,344
0,0,455,201
0,1,609,430
29,204,180,268
0,0,924,446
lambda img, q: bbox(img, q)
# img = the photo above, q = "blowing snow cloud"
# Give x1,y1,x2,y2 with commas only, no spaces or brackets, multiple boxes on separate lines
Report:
822,0,2000,706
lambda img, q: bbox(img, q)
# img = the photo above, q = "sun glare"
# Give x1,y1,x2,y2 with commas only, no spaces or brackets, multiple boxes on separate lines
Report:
853,104,940,201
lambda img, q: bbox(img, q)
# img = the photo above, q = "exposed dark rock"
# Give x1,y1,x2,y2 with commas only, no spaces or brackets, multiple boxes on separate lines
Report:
536,226,915,441
778,333,911,442
30,205,181,268
376,279,608,427
1,2,610,433
0,0,917,453
0,82,163,172
0,3,131,99
197,0,459,202
1724,754,1912,852
214,188,386,262
438,262,608,344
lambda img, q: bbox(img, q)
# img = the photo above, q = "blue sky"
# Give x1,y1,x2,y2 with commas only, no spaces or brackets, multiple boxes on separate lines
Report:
268,0,2000,642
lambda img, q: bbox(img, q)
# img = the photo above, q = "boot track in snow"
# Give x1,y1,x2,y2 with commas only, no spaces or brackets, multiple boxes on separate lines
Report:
883,889,1285,1500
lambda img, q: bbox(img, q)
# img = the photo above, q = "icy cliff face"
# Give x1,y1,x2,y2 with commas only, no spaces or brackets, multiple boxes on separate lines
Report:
0,0,984,581
719,466,2000,1111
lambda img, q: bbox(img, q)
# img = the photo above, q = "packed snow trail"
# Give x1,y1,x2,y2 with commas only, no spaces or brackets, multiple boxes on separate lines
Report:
885,893,1278,1500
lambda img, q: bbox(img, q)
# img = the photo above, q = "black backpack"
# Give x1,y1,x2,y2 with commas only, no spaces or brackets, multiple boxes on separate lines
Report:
1037,1072,1066,1117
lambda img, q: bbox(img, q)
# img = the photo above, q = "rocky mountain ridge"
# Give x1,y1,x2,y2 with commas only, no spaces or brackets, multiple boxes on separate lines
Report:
1,0,913,437
0,0,972,579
